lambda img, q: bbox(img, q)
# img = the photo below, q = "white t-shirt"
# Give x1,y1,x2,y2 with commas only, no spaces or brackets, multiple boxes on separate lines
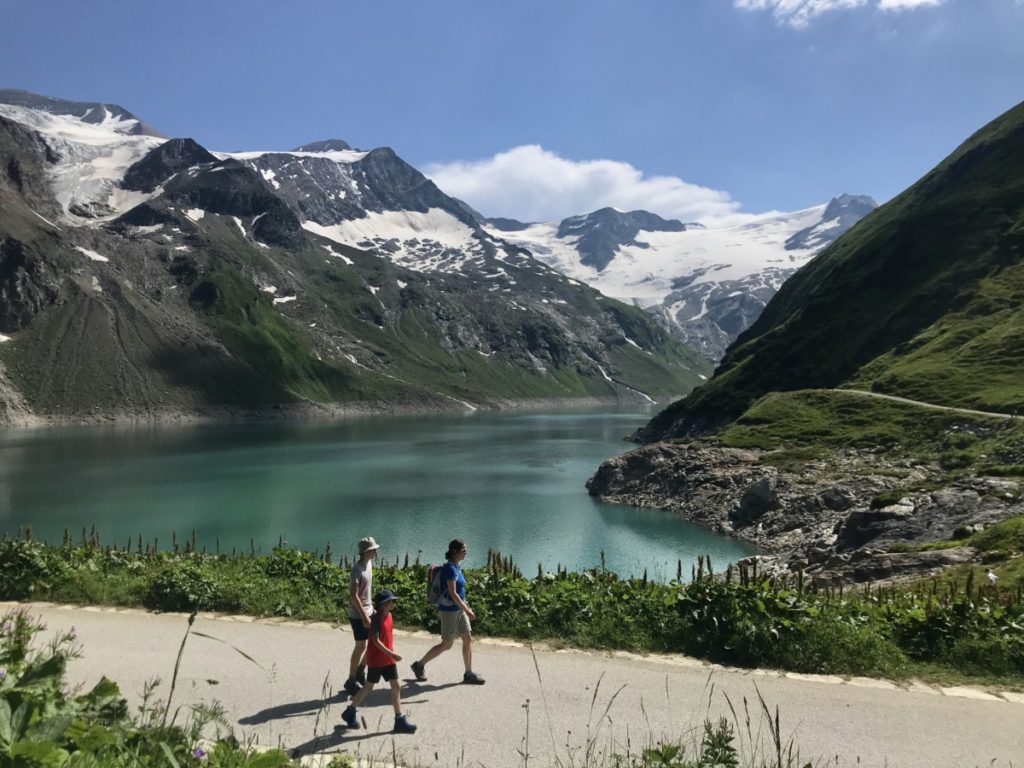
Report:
348,559,373,620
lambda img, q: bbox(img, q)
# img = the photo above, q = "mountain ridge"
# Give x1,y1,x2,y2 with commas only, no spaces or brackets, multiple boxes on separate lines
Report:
0,90,709,425
487,196,876,362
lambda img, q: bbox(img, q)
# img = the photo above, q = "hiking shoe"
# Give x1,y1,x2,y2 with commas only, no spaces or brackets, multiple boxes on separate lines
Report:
411,660,427,681
394,714,417,734
343,678,361,696
341,705,359,729
463,671,486,685
355,666,367,686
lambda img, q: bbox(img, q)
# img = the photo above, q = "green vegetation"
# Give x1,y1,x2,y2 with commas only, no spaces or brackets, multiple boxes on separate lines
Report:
712,389,1024,476
851,261,1024,414
3,536,1022,687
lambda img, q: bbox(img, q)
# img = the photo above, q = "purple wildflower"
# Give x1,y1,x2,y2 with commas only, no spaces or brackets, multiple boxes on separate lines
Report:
0,669,6,681
192,748,206,759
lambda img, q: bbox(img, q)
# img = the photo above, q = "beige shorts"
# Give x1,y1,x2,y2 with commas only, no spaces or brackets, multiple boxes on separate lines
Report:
439,609,471,640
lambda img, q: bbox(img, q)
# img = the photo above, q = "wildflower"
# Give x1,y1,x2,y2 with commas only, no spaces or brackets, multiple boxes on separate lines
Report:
192,748,206,759
0,669,6,681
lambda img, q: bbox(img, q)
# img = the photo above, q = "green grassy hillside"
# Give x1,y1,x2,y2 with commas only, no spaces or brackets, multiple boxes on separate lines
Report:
640,99,1024,440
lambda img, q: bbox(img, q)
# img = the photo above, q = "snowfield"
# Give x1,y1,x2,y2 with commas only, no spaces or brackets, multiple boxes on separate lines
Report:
486,206,825,308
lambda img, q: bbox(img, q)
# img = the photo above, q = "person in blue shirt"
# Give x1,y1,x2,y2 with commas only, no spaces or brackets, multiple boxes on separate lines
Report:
410,538,485,684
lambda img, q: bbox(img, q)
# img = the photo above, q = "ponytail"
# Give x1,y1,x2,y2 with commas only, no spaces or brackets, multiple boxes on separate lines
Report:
445,538,466,561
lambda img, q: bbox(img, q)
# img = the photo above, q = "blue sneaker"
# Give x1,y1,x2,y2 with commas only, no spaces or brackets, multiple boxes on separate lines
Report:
394,714,417,734
341,705,359,729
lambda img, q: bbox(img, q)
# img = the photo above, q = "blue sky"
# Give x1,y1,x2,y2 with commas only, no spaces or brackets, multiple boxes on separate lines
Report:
1,0,1021,223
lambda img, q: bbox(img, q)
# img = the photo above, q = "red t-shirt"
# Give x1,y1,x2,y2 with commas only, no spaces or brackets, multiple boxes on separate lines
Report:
366,611,394,668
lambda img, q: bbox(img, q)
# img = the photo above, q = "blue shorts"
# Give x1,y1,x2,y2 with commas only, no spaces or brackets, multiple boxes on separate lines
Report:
350,618,370,641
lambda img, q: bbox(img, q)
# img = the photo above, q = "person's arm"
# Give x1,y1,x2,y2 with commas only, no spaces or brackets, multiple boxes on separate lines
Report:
370,616,401,662
370,632,401,662
447,578,475,620
350,576,371,628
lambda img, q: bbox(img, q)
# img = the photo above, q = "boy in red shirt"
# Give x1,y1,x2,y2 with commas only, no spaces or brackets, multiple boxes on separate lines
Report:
342,589,417,734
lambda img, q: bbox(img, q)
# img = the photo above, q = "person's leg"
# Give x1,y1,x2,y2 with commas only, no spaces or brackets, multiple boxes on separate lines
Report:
461,632,472,673
389,679,402,715
350,680,374,708
458,612,484,683
418,637,454,665
348,639,366,680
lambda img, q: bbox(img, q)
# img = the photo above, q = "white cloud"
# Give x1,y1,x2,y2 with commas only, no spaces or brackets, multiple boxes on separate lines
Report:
424,145,754,226
734,0,946,28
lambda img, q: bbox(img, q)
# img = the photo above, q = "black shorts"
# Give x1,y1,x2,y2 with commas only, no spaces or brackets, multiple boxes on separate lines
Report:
367,664,398,683
350,618,370,641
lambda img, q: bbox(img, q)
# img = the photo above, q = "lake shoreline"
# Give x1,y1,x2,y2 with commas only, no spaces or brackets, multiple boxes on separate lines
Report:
0,394,674,431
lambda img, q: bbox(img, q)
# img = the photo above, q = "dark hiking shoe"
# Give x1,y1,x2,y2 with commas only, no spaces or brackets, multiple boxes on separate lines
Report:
343,678,361,696
394,714,417,733
341,705,359,729
355,666,367,686
411,660,427,681
463,671,486,685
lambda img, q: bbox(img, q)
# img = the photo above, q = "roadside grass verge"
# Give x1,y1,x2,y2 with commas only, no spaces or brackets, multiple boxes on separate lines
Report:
2,535,1022,689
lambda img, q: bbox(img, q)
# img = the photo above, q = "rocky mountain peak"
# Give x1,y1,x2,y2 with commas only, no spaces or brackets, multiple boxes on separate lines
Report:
121,138,218,193
291,139,353,152
785,193,878,252
822,193,878,221
0,88,163,137
556,208,687,272
485,217,534,232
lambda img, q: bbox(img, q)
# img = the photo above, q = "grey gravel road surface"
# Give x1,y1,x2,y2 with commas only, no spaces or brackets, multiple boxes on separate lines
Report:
8,603,1022,768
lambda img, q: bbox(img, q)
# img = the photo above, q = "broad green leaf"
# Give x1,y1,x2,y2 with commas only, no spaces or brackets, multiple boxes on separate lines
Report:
14,655,66,692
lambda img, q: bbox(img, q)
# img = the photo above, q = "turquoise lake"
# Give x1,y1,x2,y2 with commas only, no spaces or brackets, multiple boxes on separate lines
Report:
0,408,755,579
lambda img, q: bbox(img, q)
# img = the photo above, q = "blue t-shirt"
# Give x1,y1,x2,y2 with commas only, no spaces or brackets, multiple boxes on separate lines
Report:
438,561,465,612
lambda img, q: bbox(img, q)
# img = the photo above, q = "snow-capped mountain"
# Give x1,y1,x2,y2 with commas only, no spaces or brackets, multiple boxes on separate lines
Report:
484,196,877,361
0,90,707,423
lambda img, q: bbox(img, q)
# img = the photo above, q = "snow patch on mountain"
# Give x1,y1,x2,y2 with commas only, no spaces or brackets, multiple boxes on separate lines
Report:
488,205,824,307
227,148,369,164
303,209,483,273
487,198,875,361
75,246,109,262
0,104,164,224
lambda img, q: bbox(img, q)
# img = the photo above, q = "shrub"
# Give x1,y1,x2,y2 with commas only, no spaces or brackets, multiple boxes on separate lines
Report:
146,562,219,611
0,538,71,599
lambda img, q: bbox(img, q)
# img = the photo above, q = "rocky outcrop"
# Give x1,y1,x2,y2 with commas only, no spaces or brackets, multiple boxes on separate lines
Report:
0,237,59,331
587,442,1023,583
122,138,218,193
